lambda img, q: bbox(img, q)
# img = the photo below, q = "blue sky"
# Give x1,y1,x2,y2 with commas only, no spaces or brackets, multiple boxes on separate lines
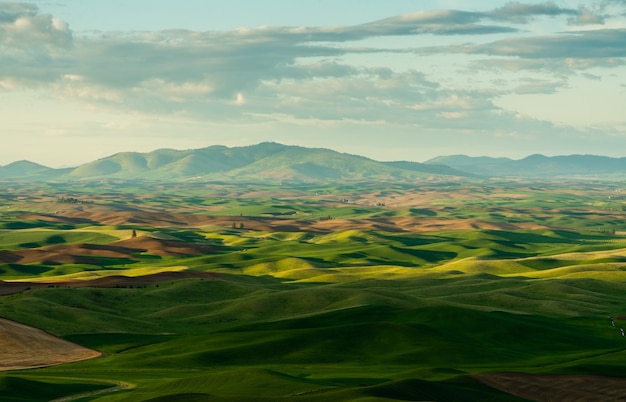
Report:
1,1,625,167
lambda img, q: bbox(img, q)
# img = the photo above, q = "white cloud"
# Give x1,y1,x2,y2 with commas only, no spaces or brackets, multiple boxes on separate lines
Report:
0,5,71,48
437,111,467,119
568,6,606,25
1,1,626,165
133,79,214,102
232,92,246,106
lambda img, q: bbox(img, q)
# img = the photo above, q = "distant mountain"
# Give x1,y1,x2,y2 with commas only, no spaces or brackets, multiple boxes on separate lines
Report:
5,145,626,182
383,161,470,177
0,160,69,180
0,143,470,182
425,154,626,178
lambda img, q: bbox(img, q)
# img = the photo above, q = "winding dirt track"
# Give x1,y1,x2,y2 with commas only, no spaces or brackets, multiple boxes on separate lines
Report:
0,318,101,371
49,379,135,402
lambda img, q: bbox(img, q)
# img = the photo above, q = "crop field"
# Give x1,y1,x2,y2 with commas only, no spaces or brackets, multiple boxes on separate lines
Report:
2,179,626,401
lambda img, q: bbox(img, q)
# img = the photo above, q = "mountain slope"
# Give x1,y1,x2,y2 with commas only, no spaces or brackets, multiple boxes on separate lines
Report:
6,144,626,181
58,142,463,181
0,160,67,180
222,145,435,180
383,161,472,177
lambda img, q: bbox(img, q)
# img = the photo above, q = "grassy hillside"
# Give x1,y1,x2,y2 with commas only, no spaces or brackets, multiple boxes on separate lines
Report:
1,270,624,400
2,179,626,400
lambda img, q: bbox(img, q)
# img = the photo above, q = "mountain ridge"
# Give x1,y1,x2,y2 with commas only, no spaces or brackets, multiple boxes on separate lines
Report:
425,153,626,178
0,142,470,182
3,144,626,181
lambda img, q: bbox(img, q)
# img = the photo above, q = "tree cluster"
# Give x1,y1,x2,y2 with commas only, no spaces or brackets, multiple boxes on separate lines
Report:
56,196,93,204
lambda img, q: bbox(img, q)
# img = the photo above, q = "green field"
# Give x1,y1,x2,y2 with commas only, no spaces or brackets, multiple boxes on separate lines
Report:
2,179,626,401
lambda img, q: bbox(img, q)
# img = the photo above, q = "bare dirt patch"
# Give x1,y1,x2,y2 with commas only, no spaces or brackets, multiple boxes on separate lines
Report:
1,235,218,265
472,372,626,402
0,318,101,371
22,210,545,234
0,271,222,296
0,270,220,370
112,235,217,256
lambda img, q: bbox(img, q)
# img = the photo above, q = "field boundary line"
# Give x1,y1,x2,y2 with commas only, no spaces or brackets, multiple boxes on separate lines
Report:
46,377,136,402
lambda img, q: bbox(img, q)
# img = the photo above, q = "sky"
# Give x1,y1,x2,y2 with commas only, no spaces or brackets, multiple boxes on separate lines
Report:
1,1,625,167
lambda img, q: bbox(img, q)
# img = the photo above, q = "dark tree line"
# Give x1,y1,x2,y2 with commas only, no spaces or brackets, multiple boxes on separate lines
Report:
56,196,93,204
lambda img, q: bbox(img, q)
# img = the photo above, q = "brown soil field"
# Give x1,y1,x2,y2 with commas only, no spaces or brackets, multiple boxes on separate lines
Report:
21,210,544,234
0,318,101,371
0,235,218,265
0,271,220,296
473,372,626,401
0,271,218,371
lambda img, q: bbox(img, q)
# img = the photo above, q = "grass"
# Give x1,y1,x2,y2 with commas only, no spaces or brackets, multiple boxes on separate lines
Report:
2,179,626,400
4,273,617,401
0,375,112,402
0,230,118,251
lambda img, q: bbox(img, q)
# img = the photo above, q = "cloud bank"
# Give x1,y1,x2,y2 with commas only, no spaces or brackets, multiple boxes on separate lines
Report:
1,1,625,164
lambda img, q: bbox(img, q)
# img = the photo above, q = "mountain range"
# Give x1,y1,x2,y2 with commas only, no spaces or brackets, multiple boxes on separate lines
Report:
1,143,625,181
0,142,465,182
425,154,626,178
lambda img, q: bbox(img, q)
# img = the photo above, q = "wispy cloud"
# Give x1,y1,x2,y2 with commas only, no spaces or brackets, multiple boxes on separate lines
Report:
461,28,626,59
489,1,580,23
